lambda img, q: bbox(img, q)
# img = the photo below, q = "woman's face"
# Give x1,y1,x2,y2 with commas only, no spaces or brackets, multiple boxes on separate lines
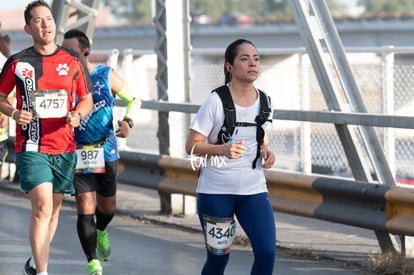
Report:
229,43,260,83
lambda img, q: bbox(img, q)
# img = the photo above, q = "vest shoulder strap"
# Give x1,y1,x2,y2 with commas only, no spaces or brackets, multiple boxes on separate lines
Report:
213,85,272,168
256,89,272,126
213,85,236,145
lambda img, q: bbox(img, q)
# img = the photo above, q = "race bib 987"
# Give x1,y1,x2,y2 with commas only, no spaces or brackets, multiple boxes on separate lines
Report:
75,145,105,174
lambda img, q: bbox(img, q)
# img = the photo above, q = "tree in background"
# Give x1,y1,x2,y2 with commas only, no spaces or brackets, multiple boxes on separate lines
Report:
102,0,153,25
358,0,414,13
102,0,354,25
188,0,346,22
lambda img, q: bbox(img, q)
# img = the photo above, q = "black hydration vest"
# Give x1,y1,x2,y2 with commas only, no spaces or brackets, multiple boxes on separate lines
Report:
213,85,272,169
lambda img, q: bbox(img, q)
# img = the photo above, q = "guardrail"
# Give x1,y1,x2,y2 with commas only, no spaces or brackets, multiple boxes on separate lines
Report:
6,141,413,237
117,151,414,237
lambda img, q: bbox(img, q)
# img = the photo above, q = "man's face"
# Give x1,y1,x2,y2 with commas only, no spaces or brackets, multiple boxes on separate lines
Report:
25,5,56,45
62,37,82,55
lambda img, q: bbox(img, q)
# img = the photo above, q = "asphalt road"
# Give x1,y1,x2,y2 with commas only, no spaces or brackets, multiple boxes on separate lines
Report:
0,183,377,274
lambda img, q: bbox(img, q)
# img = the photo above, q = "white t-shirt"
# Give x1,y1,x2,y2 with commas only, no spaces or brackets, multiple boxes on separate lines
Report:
189,86,272,195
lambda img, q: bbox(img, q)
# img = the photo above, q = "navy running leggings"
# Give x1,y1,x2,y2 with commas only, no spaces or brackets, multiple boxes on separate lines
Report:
197,192,276,275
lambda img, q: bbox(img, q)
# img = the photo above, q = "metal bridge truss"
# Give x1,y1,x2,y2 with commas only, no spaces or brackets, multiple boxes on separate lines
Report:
286,0,398,253
51,0,101,45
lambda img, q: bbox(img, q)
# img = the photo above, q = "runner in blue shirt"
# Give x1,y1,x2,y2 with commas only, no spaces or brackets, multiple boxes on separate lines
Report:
63,28,140,275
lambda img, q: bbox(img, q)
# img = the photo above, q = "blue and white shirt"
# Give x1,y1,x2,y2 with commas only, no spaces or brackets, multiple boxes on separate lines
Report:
75,65,118,162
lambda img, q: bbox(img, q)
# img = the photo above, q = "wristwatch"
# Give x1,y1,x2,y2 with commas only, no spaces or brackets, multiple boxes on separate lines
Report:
123,117,134,128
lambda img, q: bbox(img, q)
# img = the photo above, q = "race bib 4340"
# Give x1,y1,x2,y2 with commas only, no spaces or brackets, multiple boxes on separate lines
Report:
203,215,236,255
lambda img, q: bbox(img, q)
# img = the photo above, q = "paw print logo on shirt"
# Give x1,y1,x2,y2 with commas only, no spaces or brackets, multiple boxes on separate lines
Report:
56,63,70,76
22,68,34,78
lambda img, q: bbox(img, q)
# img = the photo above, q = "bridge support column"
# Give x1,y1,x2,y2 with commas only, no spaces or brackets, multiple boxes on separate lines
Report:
172,194,197,215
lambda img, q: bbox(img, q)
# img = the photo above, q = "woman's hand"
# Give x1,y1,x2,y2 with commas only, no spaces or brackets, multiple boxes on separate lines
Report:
261,145,275,168
224,140,247,159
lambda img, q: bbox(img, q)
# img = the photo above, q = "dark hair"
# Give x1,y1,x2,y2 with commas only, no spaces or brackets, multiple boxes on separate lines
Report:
64,28,91,54
224,39,256,84
24,0,51,25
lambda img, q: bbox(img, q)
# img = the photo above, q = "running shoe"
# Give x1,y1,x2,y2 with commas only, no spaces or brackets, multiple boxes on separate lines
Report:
22,257,36,275
97,229,112,261
87,259,103,275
